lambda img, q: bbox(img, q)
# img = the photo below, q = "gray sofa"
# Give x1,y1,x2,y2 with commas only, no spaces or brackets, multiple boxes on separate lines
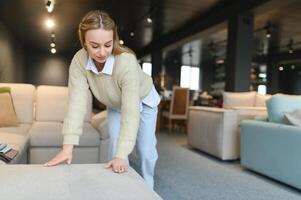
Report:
0,83,109,165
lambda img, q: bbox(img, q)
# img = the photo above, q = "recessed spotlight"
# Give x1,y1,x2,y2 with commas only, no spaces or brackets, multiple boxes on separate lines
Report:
45,19,55,29
291,65,295,69
50,48,56,54
119,40,124,45
130,32,135,37
146,17,152,24
279,66,284,71
50,42,55,47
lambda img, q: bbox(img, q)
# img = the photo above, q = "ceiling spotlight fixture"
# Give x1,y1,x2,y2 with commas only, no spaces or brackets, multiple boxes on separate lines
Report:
45,0,55,13
119,40,124,45
146,17,152,24
279,66,284,71
50,42,55,47
291,65,295,69
130,32,135,37
45,19,55,29
50,48,56,54
265,21,272,39
288,39,294,54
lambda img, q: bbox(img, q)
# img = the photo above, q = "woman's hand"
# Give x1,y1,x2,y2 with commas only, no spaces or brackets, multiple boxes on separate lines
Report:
44,144,74,167
105,158,128,173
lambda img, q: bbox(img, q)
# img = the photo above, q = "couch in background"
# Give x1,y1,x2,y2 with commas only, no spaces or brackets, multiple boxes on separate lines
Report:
187,91,270,160
0,83,108,165
240,94,301,189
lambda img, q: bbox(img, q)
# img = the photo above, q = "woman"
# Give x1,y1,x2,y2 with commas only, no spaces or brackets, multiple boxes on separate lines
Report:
45,10,161,188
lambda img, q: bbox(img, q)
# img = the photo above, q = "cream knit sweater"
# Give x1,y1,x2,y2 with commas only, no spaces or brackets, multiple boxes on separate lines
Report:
62,48,153,159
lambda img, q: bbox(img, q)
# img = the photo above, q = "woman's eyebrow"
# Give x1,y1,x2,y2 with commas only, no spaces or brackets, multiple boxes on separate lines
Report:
89,40,113,45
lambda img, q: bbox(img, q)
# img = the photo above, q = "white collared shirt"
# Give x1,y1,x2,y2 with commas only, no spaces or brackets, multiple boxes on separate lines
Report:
86,56,161,111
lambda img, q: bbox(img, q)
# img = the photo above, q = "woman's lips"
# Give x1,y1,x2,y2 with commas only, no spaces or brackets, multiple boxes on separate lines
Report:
97,56,106,60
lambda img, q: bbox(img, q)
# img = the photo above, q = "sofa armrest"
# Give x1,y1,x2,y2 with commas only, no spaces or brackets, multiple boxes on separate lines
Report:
240,120,301,189
91,111,109,140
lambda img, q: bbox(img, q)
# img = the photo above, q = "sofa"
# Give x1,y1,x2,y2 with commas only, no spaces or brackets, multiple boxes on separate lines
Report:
0,83,109,165
187,91,270,160
240,94,301,189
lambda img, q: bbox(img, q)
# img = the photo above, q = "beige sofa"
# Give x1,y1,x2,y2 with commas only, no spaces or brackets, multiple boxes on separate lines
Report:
0,83,108,164
187,91,270,160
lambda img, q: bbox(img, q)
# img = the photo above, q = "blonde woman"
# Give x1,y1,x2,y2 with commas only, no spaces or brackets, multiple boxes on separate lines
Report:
45,10,160,188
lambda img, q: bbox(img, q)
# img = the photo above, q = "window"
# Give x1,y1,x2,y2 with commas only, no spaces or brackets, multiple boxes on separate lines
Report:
180,65,200,90
142,62,152,76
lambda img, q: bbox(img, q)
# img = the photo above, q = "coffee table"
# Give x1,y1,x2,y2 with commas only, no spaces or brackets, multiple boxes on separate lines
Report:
0,164,162,200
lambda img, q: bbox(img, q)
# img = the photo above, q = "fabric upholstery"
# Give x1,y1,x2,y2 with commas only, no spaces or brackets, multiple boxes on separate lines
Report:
30,122,100,147
255,93,271,107
0,132,29,164
241,120,301,190
35,85,92,122
284,109,301,126
0,124,31,135
0,164,162,199
0,93,18,127
223,91,256,108
0,83,35,124
266,94,301,124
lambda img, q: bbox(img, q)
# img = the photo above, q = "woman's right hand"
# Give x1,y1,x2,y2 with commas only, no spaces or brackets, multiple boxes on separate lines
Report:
44,144,74,167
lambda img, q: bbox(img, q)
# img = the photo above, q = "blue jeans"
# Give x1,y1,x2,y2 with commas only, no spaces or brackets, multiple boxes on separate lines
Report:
107,104,158,188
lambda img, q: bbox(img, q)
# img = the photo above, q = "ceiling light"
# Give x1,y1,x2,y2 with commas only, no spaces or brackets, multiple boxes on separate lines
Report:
266,29,271,38
45,19,55,29
291,65,295,69
279,66,284,71
130,32,135,37
146,17,152,24
45,0,55,13
288,39,294,54
50,42,55,47
119,40,124,45
50,48,56,54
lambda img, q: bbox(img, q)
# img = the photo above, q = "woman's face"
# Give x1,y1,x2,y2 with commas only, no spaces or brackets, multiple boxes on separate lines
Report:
85,28,114,64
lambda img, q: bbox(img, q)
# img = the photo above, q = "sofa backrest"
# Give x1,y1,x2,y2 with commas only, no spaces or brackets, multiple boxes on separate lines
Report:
35,85,92,122
0,83,35,124
223,91,256,108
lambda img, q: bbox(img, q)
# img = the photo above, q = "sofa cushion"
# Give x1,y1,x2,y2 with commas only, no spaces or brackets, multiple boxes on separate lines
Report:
284,109,301,126
0,132,29,163
266,95,301,124
255,93,271,107
223,91,256,108
35,85,92,122
30,122,100,147
0,86,11,93
0,124,31,135
0,93,18,127
0,83,35,124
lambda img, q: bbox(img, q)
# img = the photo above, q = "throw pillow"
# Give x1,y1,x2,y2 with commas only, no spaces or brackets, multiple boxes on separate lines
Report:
0,93,18,127
0,87,11,94
223,91,256,108
266,94,301,124
284,109,301,126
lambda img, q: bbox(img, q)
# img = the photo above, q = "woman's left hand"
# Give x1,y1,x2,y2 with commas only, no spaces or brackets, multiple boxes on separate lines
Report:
105,158,128,173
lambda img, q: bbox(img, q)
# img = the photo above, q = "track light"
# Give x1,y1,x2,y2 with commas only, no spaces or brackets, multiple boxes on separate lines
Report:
50,48,56,54
45,0,55,13
45,19,54,29
265,21,272,38
146,17,152,24
288,39,294,54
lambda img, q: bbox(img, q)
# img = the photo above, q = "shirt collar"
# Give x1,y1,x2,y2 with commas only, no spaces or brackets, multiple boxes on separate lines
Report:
86,55,115,75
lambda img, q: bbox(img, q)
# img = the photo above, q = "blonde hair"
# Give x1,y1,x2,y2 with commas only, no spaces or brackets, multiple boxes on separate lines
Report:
78,10,134,55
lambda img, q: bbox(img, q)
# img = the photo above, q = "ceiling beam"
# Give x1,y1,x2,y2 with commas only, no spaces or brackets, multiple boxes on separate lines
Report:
137,0,271,58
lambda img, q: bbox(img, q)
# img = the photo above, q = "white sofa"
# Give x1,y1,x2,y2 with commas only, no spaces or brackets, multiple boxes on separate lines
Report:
0,83,108,164
187,91,270,160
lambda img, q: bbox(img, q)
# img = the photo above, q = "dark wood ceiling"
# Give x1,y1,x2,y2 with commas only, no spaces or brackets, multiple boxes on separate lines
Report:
0,0,300,57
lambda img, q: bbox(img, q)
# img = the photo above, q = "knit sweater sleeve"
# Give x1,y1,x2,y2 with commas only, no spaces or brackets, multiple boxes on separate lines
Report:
115,54,140,159
62,51,89,145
